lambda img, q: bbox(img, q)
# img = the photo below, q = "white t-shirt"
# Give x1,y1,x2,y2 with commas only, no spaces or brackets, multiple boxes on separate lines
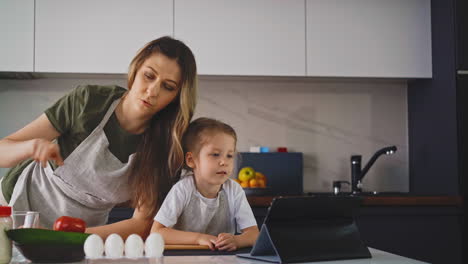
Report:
154,176,257,233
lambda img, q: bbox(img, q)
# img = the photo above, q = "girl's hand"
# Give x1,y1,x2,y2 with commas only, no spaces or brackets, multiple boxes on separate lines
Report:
31,138,64,167
214,233,238,251
197,234,217,250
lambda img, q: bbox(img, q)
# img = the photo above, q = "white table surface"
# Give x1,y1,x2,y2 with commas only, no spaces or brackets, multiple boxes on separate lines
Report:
158,248,428,264
10,248,429,264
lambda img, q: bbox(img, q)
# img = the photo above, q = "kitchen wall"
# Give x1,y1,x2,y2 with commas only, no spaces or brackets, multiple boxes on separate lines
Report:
0,76,408,193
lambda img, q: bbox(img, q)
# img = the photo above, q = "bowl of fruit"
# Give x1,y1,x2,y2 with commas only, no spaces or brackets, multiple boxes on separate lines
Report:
235,167,271,196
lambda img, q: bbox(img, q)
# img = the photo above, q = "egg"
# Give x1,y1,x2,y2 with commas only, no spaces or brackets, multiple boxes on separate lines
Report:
125,234,144,258
105,233,124,258
145,232,165,258
83,234,104,258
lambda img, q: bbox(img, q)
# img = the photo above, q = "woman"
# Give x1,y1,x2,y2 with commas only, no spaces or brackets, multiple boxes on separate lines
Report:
0,36,197,239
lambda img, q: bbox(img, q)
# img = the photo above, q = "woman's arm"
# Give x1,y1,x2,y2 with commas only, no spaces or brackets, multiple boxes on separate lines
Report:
151,221,217,250
0,114,63,168
85,204,154,240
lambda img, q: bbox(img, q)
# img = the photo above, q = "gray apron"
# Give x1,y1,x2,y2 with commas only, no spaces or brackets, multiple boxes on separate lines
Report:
173,187,235,236
9,99,134,228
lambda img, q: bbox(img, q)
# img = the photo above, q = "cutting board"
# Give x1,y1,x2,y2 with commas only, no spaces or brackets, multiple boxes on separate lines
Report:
164,245,210,250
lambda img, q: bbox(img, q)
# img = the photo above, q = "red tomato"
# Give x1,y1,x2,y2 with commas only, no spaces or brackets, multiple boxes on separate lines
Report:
53,216,86,233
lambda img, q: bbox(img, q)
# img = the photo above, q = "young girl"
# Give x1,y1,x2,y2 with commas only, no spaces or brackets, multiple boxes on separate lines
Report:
151,118,259,251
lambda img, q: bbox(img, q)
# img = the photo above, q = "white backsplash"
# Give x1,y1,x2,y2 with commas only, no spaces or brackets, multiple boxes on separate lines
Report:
0,75,408,193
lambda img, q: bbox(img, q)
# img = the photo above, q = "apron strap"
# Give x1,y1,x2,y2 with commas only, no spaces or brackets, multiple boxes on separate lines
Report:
96,99,121,130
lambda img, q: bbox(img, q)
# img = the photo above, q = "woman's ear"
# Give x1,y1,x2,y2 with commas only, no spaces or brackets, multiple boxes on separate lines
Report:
185,152,196,169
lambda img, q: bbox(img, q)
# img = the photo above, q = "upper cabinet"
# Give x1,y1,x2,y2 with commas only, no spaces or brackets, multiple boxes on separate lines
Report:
35,0,173,73
174,0,306,76
0,0,34,72
2,0,433,78
306,0,432,78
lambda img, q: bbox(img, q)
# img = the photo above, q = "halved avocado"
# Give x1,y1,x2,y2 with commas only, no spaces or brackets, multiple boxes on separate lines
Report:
6,228,90,245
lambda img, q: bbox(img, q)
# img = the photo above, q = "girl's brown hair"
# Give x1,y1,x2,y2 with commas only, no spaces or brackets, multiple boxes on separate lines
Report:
126,36,197,218
182,117,237,169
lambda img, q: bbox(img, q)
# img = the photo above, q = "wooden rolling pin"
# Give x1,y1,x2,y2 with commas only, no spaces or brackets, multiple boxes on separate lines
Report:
164,244,210,250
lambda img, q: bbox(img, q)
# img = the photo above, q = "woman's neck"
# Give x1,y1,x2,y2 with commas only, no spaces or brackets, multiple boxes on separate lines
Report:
115,96,150,135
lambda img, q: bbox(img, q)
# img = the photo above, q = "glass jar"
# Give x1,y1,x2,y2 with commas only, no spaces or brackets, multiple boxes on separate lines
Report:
0,206,12,264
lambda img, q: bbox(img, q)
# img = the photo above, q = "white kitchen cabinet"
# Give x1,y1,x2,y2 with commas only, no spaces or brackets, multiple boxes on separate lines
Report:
175,0,306,76
35,0,173,73
306,0,432,78
0,0,34,72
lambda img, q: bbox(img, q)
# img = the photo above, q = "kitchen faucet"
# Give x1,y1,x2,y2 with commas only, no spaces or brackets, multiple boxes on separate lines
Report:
350,146,397,194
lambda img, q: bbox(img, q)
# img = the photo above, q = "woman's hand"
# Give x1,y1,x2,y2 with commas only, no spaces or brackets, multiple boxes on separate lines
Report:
197,234,217,250
31,138,64,167
214,233,238,251
0,114,61,168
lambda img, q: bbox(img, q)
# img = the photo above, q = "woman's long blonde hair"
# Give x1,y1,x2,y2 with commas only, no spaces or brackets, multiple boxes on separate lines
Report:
126,36,197,218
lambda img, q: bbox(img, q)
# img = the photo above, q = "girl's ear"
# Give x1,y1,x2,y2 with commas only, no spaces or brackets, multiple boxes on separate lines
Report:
185,152,196,169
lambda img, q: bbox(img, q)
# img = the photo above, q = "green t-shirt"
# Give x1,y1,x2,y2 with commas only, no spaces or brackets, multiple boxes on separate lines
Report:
1,85,142,202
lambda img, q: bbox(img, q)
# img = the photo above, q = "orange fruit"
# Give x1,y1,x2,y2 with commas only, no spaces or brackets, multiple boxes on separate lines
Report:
255,172,265,179
255,172,267,184
249,178,259,188
256,178,266,188
240,181,249,188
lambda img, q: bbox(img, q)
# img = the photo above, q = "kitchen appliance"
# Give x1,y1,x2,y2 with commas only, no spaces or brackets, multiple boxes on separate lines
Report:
456,1,468,263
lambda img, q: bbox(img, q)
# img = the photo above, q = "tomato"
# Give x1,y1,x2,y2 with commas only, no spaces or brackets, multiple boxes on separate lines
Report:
53,216,86,233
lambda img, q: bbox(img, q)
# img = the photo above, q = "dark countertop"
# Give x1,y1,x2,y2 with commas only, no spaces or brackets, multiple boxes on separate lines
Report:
114,195,462,208
247,195,463,207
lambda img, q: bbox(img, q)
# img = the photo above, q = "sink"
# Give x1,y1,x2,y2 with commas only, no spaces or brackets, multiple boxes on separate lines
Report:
354,192,410,197
304,192,410,197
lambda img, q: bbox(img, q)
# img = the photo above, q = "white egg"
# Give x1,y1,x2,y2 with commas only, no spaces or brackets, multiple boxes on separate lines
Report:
83,234,104,258
145,232,165,258
125,234,144,258
105,233,124,258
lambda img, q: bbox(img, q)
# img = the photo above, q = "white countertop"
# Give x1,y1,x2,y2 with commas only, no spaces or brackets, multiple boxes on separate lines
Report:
159,248,428,264
10,248,428,264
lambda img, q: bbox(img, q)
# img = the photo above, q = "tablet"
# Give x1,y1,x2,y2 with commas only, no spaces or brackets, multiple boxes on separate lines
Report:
237,196,371,263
